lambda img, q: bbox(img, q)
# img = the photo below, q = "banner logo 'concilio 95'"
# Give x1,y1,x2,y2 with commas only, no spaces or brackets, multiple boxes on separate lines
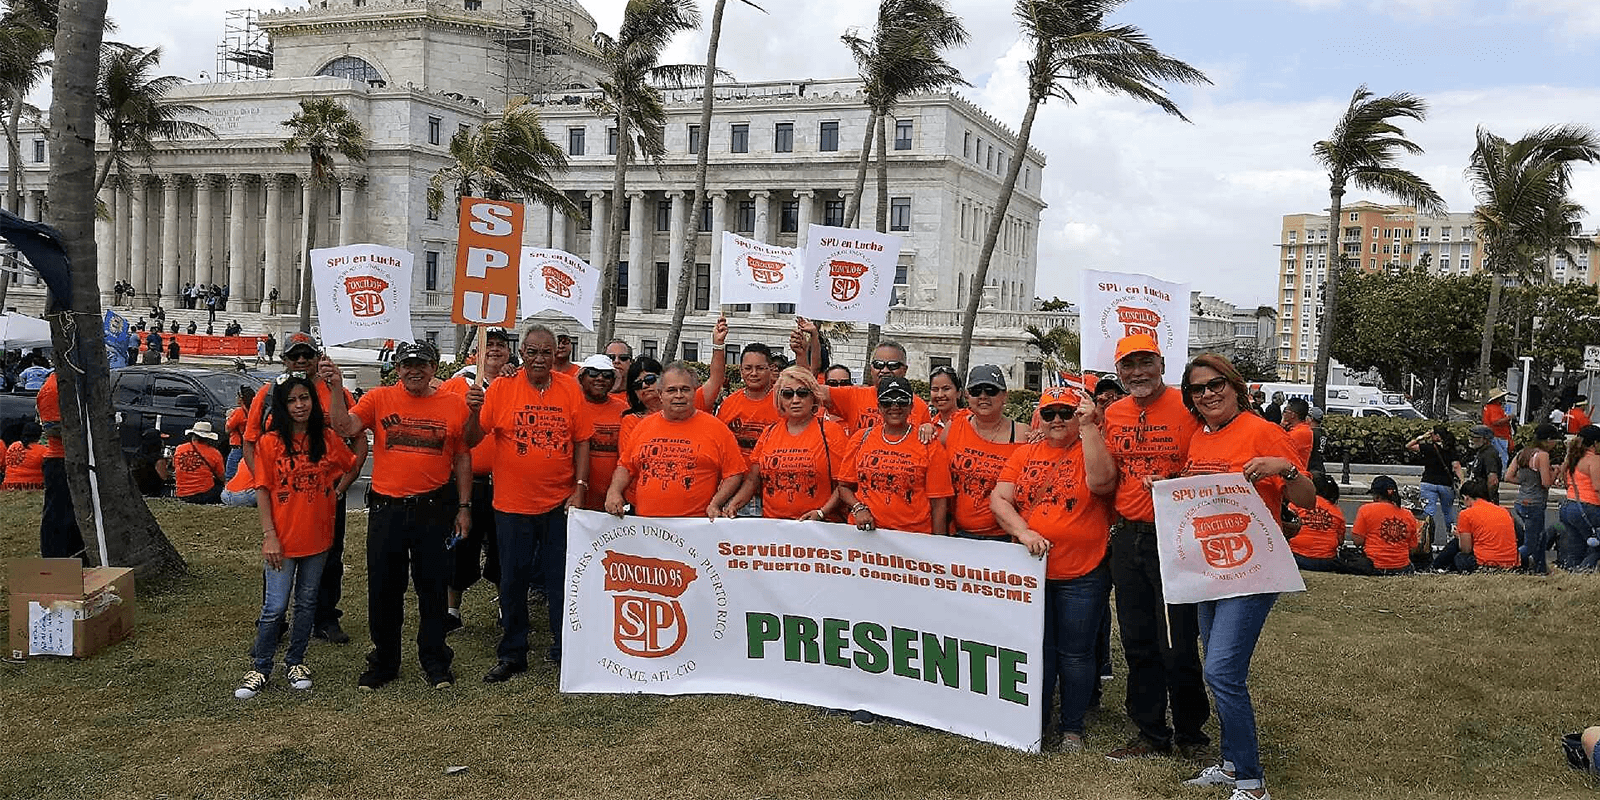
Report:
604,551,698,658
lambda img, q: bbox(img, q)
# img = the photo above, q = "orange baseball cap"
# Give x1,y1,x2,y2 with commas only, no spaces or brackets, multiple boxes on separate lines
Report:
1114,333,1161,363
1039,385,1083,409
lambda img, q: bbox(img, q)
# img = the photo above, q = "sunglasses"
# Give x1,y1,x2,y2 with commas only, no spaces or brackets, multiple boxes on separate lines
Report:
969,385,1002,398
879,394,913,407
1185,376,1231,397
778,388,813,400
825,379,850,387
274,371,308,385
608,353,632,362
631,373,660,389
1039,407,1076,422
871,360,905,371
580,369,615,379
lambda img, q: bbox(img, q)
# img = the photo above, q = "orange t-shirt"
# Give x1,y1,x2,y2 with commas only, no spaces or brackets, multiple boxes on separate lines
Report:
1181,412,1304,526
828,385,933,435
439,373,499,475
350,385,470,497
3,442,45,488
839,428,954,534
36,373,63,458
1482,402,1512,442
1103,388,1199,523
749,417,850,519
225,406,246,446
999,439,1112,580
619,411,747,517
946,416,1025,537
1352,502,1419,570
578,395,629,511
172,440,225,497
1289,495,1345,560
717,389,783,458
254,429,358,557
478,372,593,515
225,453,256,493
244,380,357,444
1568,407,1593,435
1287,422,1313,467
556,363,579,377
1458,498,1519,568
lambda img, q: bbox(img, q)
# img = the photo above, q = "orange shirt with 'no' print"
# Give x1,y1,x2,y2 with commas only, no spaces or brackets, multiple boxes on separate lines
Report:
351,385,470,497
717,389,784,458
620,411,747,517
254,429,358,557
999,440,1112,580
945,416,1025,537
839,429,954,534
478,372,593,515
578,395,629,511
1102,388,1199,523
750,417,850,520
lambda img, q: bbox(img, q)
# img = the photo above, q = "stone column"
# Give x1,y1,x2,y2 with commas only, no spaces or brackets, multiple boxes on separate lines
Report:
708,190,727,309
750,190,772,317
129,178,148,295
527,200,550,249
338,175,360,245
96,186,116,299
666,191,685,313
298,176,314,308
113,177,130,287
193,175,214,286
795,189,814,237
837,190,852,230
22,190,41,285
160,175,180,304
264,175,284,308
551,198,569,252
227,174,249,304
586,190,608,273
627,190,647,312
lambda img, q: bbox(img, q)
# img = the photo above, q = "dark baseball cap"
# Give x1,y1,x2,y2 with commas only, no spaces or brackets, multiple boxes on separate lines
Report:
394,340,440,364
966,364,1005,390
1367,475,1398,495
283,331,319,356
876,376,915,402
1094,376,1126,396
1469,424,1493,440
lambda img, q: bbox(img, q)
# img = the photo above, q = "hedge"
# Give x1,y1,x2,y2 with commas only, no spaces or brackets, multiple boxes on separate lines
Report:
1320,416,1548,466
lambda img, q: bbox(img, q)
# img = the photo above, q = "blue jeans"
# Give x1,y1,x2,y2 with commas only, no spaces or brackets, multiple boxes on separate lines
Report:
1041,564,1110,737
1492,438,1509,468
496,508,568,665
249,551,328,673
1198,592,1278,791
221,488,257,507
1419,483,1457,545
1293,554,1341,572
224,447,243,481
1515,501,1548,573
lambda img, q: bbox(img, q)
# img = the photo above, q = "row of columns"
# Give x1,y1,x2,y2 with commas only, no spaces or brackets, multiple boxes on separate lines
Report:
2,190,46,286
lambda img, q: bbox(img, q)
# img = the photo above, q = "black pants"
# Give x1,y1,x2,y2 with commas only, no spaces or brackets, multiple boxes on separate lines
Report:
366,497,454,676
40,457,85,562
1109,522,1210,748
315,491,349,629
449,478,499,594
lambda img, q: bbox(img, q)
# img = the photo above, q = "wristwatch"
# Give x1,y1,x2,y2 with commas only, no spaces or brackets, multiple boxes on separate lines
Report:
458,502,472,509
1281,466,1301,482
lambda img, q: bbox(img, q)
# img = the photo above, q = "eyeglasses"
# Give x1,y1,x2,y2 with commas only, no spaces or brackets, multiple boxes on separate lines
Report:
1039,407,1076,422
274,371,308,385
778,388,813,400
825,379,850,387
879,394,913,407
608,353,632,362
871,360,905,371
969,385,1002,398
580,369,615,380
631,373,660,389
1185,377,1231,397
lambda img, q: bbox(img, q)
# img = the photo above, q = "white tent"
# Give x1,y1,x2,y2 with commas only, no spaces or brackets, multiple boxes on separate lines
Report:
0,312,52,349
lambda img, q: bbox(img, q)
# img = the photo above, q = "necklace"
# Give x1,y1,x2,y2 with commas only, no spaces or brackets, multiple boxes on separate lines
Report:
974,414,1010,442
880,425,911,446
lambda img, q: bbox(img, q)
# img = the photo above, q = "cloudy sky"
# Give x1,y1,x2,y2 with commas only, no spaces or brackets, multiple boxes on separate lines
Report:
98,0,1600,307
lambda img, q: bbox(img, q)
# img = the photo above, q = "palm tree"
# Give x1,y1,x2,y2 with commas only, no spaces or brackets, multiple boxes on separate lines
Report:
93,44,215,195
956,0,1207,374
1,0,54,215
282,98,366,331
43,0,185,579
427,97,581,217
1309,85,1444,407
1024,323,1079,377
590,0,708,346
1467,125,1600,397
663,0,763,362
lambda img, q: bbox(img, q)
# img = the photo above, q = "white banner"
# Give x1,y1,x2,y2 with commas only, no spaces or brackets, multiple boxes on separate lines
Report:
1151,474,1307,604
561,510,1045,751
520,248,600,331
798,225,902,324
310,244,414,346
719,232,802,305
1079,269,1190,385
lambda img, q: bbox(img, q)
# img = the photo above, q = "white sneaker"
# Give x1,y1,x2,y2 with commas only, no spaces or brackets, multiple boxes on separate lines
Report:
287,664,313,691
1185,765,1236,787
1227,789,1270,800
235,670,268,699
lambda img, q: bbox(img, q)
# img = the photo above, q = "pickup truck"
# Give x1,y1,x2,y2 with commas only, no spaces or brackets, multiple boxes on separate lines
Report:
0,366,265,457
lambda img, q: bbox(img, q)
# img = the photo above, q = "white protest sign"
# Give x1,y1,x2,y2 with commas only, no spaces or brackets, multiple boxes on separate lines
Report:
520,248,600,331
561,510,1045,752
1079,269,1190,385
798,225,902,324
310,244,415,347
720,232,802,305
1151,474,1307,604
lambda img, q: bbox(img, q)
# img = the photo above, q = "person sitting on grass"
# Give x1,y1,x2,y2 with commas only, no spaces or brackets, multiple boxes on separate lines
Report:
2,421,46,490
1289,473,1345,572
220,455,258,507
1433,480,1520,573
173,422,226,504
130,429,172,497
1351,476,1419,576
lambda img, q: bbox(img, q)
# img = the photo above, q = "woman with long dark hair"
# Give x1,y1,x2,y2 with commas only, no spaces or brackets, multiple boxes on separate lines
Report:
225,384,257,480
1558,425,1600,571
618,355,665,445
1506,422,1560,572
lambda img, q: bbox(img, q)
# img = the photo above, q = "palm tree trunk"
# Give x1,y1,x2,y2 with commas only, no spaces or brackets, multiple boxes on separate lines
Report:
844,108,878,228
5,88,23,214
299,160,322,332
93,148,116,195
957,95,1037,374
1312,183,1345,408
665,0,725,361
46,0,185,580
597,110,629,345
1477,263,1503,400
867,112,890,354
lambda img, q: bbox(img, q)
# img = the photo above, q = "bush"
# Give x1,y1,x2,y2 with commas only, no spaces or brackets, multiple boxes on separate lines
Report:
1320,416,1475,466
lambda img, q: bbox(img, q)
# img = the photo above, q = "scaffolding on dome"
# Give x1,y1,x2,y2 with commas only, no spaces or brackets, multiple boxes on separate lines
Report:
216,9,273,82
493,0,588,106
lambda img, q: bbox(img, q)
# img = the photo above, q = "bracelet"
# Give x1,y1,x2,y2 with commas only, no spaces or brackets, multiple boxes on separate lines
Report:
576,479,589,487
458,502,472,509
850,503,870,515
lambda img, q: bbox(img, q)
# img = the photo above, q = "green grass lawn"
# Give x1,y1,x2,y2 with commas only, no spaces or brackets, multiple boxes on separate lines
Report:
1,490,1596,800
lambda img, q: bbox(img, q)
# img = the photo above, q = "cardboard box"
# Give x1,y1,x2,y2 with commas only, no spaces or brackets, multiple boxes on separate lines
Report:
8,558,136,660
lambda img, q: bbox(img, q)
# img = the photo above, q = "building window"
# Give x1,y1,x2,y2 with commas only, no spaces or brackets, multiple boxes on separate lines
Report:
1024,362,1042,392
963,131,971,159
774,122,793,153
732,303,751,312
986,146,994,171
736,200,755,233
654,262,670,309
464,0,481,8
824,200,845,227
427,116,441,146
580,199,593,231
776,303,795,314
683,342,699,363
607,127,618,155
819,121,839,152
568,127,585,156
643,339,657,359
657,200,672,231
458,123,470,139
317,56,383,84
616,261,629,307
730,123,749,153
894,119,912,150
425,251,439,291
700,200,713,232
621,197,631,231
427,203,439,221
780,201,799,233
31,139,45,162
694,263,710,310
889,197,911,231
687,124,700,153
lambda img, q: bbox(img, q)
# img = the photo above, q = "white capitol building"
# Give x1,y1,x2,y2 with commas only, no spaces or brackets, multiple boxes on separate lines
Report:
3,0,1073,384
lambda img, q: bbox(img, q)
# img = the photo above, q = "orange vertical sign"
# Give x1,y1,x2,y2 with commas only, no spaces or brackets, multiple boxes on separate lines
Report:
452,196,525,326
